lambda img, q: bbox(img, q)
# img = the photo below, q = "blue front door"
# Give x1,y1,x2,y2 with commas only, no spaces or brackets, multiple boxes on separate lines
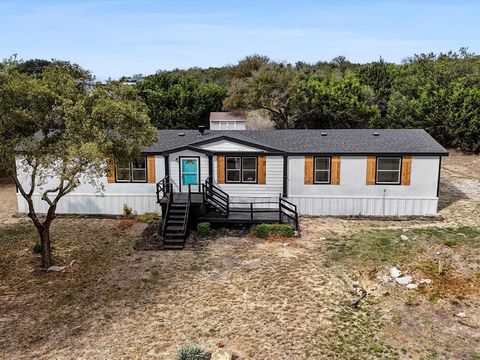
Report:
181,158,199,192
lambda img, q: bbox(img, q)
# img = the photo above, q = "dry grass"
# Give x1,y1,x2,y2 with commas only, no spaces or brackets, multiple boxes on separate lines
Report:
0,150,479,359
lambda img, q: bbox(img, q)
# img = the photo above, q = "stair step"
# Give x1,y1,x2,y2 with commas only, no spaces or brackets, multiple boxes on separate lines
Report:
165,232,185,238
171,204,187,208
168,220,184,224
164,238,185,244
166,225,184,231
164,245,184,250
170,209,186,214
169,215,185,220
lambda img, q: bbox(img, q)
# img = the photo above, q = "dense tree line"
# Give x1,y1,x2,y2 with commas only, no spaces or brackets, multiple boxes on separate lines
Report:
6,50,480,153
136,50,479,153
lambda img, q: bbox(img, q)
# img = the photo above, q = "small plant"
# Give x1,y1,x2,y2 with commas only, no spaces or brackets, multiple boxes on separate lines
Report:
177,344,211,360
251,224,271,238
251,223,295,238
123,203,133,218
270,224,295,237
443,239,457,247
217,227,229,236
136,212,160,223
32,242,42,254
197,222,212,238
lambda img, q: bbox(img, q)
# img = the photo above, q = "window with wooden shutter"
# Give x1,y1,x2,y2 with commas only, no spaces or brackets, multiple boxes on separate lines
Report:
304,155,313,184
401,156,411,185
366,156,376,185
217,155,225,184
147,155,156,183
258,155,266,184
331,156,341,185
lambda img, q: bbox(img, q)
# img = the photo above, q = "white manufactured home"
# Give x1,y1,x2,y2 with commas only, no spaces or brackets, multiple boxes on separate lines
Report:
16,127,448,222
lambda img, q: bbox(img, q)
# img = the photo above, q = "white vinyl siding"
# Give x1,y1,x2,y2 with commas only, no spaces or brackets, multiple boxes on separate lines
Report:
286,155,440,216
16,155,165,215
213,155,283,198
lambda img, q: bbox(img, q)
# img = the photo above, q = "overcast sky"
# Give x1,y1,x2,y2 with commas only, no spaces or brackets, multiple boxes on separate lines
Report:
1,0,479,80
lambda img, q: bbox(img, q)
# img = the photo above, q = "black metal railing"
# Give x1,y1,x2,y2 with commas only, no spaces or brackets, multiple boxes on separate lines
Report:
156,175,170,203
184,186,192,235
157,175,298,231
228,201,279,219
203,177,229,215
161,183,174,238
279,197,299,230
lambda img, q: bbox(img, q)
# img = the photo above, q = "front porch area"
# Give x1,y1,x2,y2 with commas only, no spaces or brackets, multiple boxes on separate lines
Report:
156,176,299,249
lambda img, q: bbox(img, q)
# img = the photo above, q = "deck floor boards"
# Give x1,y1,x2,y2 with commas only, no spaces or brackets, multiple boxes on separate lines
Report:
160,192,291,225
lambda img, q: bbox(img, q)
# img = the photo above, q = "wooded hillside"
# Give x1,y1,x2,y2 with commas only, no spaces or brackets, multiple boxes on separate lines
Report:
135,49,480,153
6,49,480,153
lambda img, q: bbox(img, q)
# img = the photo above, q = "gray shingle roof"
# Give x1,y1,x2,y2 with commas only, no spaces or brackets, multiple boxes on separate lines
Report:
142,129,448,155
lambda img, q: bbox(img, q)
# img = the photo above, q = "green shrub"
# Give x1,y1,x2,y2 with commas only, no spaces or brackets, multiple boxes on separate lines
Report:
251,223,295,238
32,242,42,254
270,224,295,237
217,227,229,236
177,344,211,360
251,224,271,238
197,222,212,238
136,212,160,223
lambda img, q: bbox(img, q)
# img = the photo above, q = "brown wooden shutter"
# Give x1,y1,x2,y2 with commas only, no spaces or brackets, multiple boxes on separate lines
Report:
304,155,313,184
147,155,156,183
366,156,376,185
107,158,115,183
217,155,225,184
401,156,412,185
331,156,341,185
258,155,266,184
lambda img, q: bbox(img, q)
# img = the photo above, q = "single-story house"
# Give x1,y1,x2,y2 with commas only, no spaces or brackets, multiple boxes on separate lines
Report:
16,127,448,219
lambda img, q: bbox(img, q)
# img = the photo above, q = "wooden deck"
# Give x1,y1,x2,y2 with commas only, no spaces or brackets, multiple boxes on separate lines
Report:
159,191,297,228
159,192,204,205
198,210,282,225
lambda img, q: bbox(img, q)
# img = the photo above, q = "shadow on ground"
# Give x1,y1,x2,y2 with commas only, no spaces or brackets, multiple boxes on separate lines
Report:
438,178,469,210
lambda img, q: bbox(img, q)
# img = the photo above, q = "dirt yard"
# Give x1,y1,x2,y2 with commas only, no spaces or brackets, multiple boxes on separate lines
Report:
1,150,479,359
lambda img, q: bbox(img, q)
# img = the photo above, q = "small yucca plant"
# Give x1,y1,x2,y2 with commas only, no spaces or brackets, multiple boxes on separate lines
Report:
177,344,211,360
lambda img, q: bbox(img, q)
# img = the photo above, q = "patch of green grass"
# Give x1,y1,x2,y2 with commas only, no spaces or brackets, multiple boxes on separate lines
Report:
327,229,416,266
326,225,480,268
408,226,480,248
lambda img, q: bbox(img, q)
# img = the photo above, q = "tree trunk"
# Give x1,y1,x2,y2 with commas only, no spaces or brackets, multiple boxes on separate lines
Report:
39,226,52,269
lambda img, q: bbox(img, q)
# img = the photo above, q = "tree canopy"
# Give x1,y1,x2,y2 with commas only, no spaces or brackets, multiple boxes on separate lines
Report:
0,59,156,268
136,72,226,129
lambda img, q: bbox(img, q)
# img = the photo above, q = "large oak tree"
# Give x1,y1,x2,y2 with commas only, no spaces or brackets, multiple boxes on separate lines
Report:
0,59,156,268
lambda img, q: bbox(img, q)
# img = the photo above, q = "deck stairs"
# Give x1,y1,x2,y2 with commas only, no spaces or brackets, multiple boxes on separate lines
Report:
162,202,189,249
156,176,299,250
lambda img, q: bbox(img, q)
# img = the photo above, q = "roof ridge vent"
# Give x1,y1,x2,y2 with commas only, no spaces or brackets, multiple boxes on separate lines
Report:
178,132,185,137
321,132,327,136
373,132,380,136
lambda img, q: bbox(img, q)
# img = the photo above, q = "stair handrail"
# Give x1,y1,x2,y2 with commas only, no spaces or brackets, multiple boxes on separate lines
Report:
279,197,299,230
183,185,191,236
205,176,229,215
156,175,170,203
161,183,174,238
